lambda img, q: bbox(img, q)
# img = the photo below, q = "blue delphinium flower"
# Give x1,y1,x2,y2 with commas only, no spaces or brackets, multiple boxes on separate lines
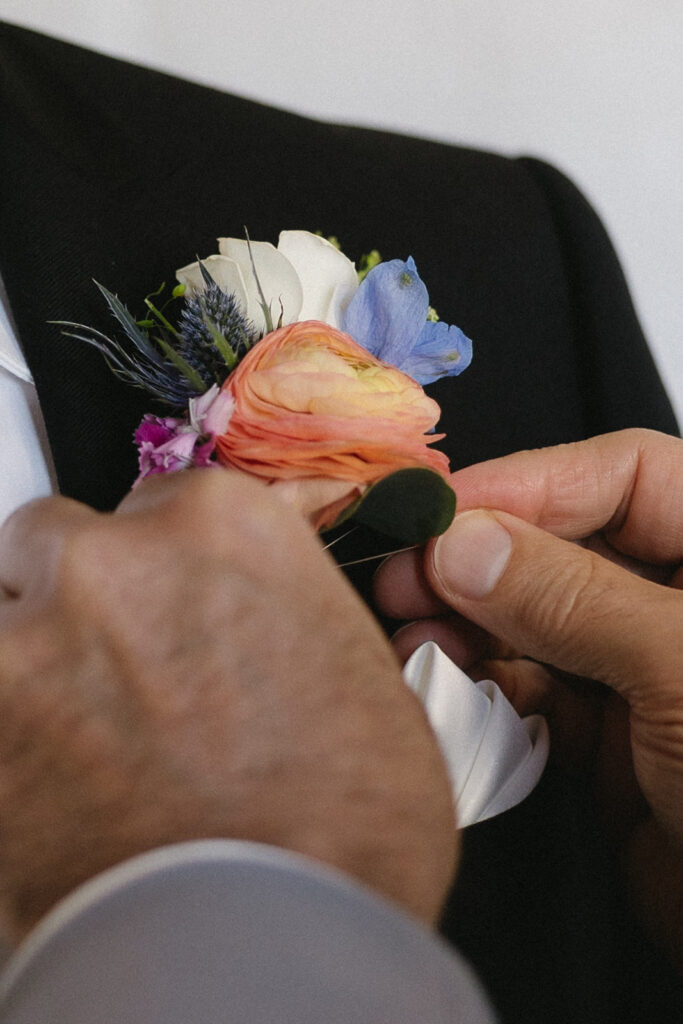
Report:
342,256,472,385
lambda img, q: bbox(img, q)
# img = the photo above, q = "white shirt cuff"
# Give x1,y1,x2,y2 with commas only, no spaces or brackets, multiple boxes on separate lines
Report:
0,840,496,1023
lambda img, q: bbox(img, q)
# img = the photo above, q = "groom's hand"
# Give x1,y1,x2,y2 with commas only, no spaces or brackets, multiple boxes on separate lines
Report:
375,428,683,967
0,470,456,942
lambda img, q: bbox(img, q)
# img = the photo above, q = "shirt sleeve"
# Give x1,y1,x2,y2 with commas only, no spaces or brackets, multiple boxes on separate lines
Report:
0,840,496,1024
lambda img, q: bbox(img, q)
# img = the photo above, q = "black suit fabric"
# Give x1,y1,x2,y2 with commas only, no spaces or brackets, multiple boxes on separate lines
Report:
0,21,680,1024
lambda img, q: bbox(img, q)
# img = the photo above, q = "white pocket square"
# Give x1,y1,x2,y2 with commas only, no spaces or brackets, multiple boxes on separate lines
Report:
403,642,549,827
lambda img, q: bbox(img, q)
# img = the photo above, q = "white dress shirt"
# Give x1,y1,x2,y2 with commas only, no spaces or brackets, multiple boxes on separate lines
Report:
0,277,57,526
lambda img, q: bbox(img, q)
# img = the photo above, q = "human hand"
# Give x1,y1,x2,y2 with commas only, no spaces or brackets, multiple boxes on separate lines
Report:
0,470,456,943
374,429,683,966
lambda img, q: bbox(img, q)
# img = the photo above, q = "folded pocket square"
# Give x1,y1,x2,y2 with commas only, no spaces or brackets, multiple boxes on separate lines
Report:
403,642,549,827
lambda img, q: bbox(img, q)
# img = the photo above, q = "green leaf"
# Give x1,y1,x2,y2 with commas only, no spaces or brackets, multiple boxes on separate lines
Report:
201,314,238,371
94,281,161,362
335,468,455,545
144,296,180,337
153,333,207,392
244,227,274,334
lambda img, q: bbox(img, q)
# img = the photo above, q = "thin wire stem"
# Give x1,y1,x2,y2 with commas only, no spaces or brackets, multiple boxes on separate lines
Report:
321,526,358,551
336,544,418,568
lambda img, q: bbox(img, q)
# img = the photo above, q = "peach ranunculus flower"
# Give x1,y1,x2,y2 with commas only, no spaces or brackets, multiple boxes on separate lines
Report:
214,321,450,517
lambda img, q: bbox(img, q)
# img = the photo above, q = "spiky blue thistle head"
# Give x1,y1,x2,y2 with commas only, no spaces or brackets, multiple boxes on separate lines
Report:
177,277,256,388
55,274,259,409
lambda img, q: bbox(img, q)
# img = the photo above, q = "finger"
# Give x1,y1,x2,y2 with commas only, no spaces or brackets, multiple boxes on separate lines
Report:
375,532,670,625
390,615,491,667
115,465,266,516
115,466,198,514
448,429,683,564
425,508,683,711
469,656,606,767
269,477,361,530
670,565,683,590
374,547,449,619
476,656,647,833
468,657,562,718
117,468,318,582
0,496,96,600
593,692,649,842
581,533,671,585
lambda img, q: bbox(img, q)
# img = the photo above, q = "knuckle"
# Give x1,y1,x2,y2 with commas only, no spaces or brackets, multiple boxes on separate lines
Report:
54,520,149,622
550,556,601,633
620,426,657,446
163,469,280,551
56,524,109,596
518,547,683,695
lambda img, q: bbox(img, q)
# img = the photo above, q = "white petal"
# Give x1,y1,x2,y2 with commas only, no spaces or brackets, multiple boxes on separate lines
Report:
218,238,302,333
277,231,358,328
175,255,249,316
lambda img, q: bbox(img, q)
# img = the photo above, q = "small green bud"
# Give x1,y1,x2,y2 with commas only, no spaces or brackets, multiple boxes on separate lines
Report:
427,306,440,322
357,249,382,282
172,283,187,299
313,231,341,251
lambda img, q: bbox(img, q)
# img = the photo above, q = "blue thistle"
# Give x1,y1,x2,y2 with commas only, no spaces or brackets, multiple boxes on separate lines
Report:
54,268,258,408
178,275,255,388
54,282,205,407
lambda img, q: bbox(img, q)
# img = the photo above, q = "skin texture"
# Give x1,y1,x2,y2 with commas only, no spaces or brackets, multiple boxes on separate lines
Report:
374,428,683,969
0,470,457,943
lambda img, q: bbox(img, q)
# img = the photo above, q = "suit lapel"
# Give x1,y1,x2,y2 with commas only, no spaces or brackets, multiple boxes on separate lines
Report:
0,20,590,516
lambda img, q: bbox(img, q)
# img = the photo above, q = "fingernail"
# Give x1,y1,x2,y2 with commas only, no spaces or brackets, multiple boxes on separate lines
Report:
432,510,512,600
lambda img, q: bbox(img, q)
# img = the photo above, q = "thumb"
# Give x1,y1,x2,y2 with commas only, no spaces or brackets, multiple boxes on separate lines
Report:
426,509,682,712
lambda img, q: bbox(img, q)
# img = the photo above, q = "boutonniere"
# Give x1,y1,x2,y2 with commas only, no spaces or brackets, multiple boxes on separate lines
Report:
57,231,472,545
56,238,550,823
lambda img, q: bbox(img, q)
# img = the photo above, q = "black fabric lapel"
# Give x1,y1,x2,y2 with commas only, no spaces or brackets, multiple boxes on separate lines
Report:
5,21,676,517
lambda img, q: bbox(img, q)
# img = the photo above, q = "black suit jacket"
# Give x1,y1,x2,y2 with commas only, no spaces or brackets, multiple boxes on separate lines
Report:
0,21,680,1024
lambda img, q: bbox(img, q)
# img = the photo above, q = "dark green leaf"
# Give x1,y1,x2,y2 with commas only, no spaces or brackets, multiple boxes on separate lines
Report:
337,468,455,544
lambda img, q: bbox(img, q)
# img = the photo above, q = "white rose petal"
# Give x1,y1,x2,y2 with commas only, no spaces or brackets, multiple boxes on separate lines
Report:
325,280,360,331
218,238,303,334
277,230,358,328
176,232,358,339
175,255,249,316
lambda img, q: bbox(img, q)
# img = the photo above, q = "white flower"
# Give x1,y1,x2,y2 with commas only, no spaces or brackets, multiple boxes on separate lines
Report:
176,231,358,336
276,231,359,327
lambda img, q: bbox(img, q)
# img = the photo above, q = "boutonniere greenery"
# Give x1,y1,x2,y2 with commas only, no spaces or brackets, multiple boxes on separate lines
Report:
57,231,472,546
